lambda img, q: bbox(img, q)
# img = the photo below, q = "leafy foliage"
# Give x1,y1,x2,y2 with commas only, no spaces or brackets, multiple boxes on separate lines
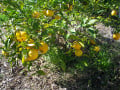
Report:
0,0,120,88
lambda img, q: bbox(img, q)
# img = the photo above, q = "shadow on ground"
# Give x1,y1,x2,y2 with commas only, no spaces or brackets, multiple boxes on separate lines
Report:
55,36,120,90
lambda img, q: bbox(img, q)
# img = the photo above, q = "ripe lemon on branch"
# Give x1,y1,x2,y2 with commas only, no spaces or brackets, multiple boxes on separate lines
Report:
26,49,39,61
32,11,40,18
15,31,28,42
111,10,117,16
39,41,48,54
72,41,81,50
113,33,120,40
43,10,54,17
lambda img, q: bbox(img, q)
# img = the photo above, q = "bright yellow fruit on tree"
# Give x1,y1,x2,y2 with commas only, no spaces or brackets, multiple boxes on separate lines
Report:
43,10,54,17
26,49,39,61
111,10,117,16
32,11,40,18
94,46,100,52
90,40,96,45
2,50,8,56
113,33,120,40
16,31,28,42
75,49,83,57
39,41,48,54
72,41,81,50
54,15,61,20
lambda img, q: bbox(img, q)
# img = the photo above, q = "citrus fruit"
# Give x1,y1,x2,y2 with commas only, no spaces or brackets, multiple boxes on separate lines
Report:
43,10,54,17
26,49,38,61
75,49,83,57
39,41,48,54
72,41,81,50
16,31,28,42
32,11,40,18
94,46,100,52
113,33,120,40
111,10,117,16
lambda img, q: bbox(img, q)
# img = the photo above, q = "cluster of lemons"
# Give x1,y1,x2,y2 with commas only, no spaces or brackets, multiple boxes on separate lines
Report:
6,5,73,62
32,4,73,19
72,41,83,57
32,10,61,20
15,31,48,62
71,40,100,57
111,10,120,40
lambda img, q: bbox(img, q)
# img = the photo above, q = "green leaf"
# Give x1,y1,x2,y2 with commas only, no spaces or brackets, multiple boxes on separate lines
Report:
60,60,66,71
87,19,97,25
36,70,46,75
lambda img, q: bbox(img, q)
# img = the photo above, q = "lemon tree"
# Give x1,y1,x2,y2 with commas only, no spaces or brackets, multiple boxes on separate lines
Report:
0,0,119,82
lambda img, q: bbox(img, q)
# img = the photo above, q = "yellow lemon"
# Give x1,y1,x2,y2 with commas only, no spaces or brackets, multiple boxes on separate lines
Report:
111,10,117,16
72,41,81,50
94,46,100,52
32,11,40,18
113,33,120,40
20,31,28,41
16,31,28,42
26,49,38,61
39,41,48,54
75,49,83,57
44,10,54,17
54,15,61,20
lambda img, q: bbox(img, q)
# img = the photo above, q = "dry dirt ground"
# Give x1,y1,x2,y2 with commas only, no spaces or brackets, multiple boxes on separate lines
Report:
0,23,120,90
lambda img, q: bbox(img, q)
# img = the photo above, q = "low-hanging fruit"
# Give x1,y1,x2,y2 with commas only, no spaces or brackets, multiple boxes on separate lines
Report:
113,33,120,40
39,41,48,54
16,31,28,42
72,41,81,50
26,49,39,61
